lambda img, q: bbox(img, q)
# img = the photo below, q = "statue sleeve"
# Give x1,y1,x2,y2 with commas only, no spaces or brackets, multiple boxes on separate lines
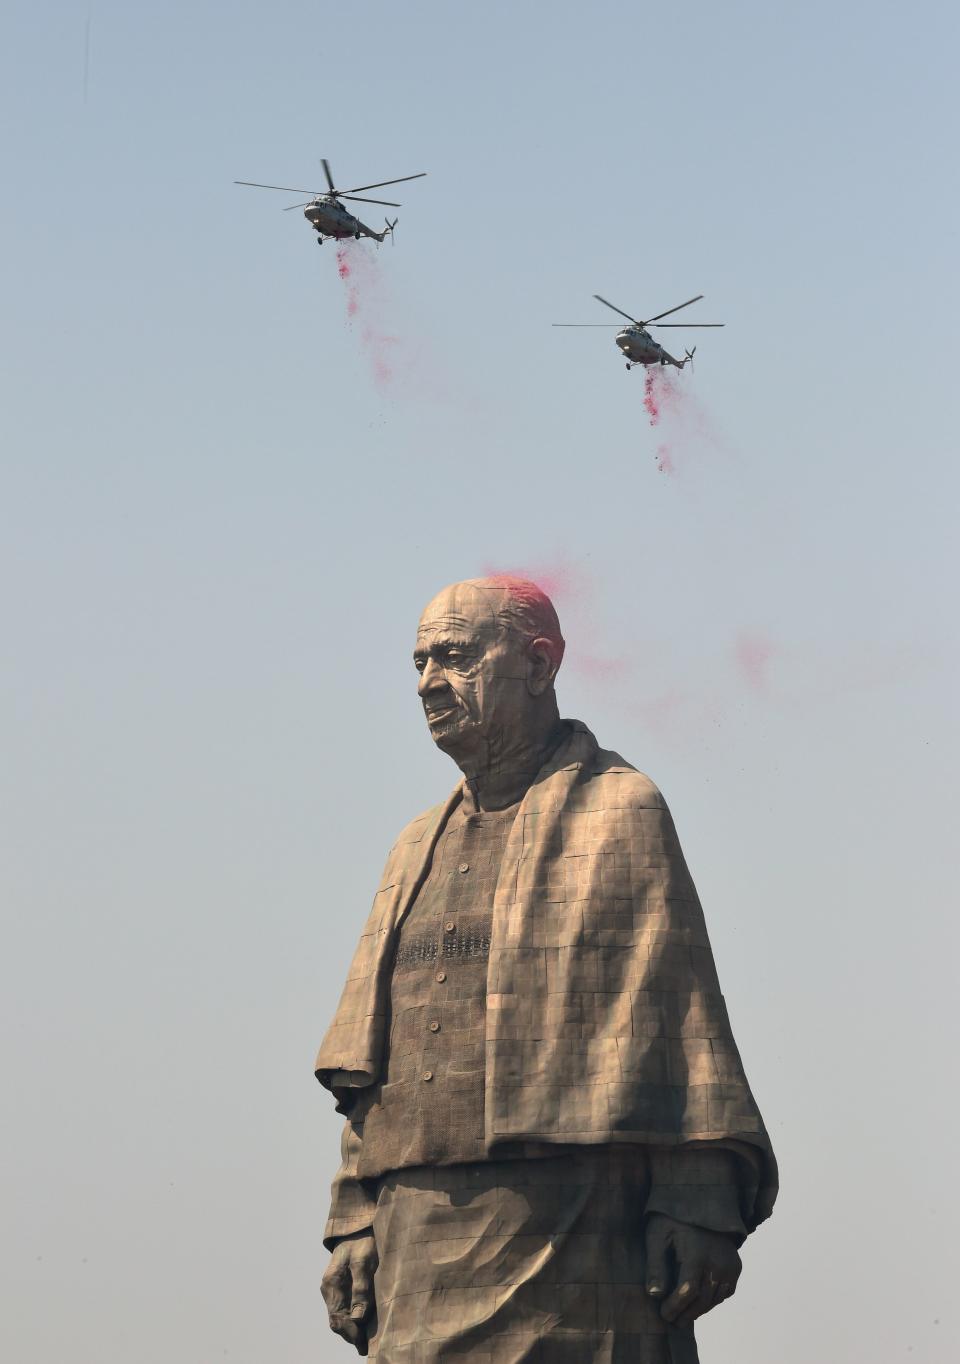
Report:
645,1141,763,1244
323,1117,378,1251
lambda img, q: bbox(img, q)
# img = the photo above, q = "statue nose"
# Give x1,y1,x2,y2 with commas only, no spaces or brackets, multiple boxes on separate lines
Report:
418,658,444,694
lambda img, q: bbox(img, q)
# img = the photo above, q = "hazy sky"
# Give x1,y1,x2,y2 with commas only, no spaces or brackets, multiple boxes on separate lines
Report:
2,2,958,1361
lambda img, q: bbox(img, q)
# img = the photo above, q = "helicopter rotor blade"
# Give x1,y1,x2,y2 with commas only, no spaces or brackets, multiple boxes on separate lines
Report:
235,181,323,195
321,159,336,192
339,172,427,194
593,295,640,325
282,201,316,211
552,323,623,327
650,322,724,328
643,295,704,324
339,194,403,207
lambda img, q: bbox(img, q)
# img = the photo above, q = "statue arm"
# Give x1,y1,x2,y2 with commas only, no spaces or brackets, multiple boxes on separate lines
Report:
322,1118,379,1354
645,1141,755,1242
643,1142,762,1327
324,1118,377,1250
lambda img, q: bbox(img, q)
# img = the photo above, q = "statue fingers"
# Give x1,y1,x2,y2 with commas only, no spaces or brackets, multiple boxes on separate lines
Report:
349,1255,376,1322
644,1215,672,1300
660,1266,702,1325
321,1262,350,1318
329,1315,366,1351
674,1274,720,1327
325,1291,366,1348
715,1277,737,1304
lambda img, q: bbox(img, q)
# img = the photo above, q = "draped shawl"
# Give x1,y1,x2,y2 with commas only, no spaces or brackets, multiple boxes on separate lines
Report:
316,721,777,1231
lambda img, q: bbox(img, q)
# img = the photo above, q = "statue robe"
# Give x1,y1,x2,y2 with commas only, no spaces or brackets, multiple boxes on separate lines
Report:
316,720,777,1233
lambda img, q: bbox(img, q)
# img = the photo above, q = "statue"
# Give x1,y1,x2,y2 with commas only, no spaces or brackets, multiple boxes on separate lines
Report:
315,576,777,1361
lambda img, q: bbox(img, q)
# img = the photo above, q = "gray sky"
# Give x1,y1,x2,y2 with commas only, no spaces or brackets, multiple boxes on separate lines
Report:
2,2,957,1360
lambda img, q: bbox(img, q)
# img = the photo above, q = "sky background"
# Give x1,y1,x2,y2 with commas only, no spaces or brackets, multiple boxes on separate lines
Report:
2,1,958,1360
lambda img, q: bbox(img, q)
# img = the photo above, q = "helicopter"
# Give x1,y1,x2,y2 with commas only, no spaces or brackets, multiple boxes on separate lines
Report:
553,294,724,370
235,158,426,245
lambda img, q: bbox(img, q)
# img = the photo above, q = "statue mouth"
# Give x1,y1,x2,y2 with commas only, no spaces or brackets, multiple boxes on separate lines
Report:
425,704,461,727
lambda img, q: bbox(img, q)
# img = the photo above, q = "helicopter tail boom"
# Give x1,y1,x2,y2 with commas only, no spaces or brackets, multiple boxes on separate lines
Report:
369,217,399,244
659,345,696,370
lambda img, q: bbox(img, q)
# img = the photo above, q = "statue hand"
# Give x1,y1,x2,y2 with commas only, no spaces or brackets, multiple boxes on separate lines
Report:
644,1212,742,1327
321,1231,378,1355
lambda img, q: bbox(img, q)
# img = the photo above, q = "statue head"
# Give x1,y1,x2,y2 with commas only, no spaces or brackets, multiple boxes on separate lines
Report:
414,576,565,770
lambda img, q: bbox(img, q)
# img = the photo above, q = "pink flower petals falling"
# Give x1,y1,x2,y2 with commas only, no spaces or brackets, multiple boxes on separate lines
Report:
335,242,400,390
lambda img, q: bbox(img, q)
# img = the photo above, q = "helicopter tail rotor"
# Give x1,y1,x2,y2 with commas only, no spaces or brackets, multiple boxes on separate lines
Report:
683,347,696,370
371,217,399,246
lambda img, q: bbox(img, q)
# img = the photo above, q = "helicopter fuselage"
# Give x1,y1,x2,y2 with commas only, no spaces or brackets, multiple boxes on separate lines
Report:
304,196,358,236
616,326,684,369
303,195,388,242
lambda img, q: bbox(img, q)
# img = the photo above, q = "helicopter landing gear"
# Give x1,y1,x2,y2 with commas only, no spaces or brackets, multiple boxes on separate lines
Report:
316,235,324,245
625,362,632,371
355,231,361,240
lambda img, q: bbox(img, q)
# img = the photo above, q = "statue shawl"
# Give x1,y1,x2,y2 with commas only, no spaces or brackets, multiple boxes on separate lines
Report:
316,721,777,1230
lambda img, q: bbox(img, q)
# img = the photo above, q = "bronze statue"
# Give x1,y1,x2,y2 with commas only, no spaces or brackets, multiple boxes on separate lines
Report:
316,576,777,1361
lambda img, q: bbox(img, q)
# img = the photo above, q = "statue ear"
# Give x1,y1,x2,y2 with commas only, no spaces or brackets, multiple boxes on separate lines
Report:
527,637,559,695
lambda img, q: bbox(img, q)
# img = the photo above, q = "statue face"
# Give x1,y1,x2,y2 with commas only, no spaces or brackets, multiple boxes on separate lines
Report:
414,583,534,762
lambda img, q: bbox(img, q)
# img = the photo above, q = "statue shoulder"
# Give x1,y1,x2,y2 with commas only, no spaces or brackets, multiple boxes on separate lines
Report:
586,745,668,811
388,798,450,854
373,798,451,888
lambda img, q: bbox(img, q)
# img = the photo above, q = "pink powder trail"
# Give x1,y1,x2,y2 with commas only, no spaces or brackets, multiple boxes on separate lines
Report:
482,561,583,606
331,240,469,406
643,370,661,424
334,241,400,388
638,363,734,477
480,558,627,682
641,368,683,474
656,444,675,475
735,632,778,690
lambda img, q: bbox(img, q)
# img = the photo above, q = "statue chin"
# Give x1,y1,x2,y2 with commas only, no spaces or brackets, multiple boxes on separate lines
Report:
429,726,474,761
425,709,473,753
